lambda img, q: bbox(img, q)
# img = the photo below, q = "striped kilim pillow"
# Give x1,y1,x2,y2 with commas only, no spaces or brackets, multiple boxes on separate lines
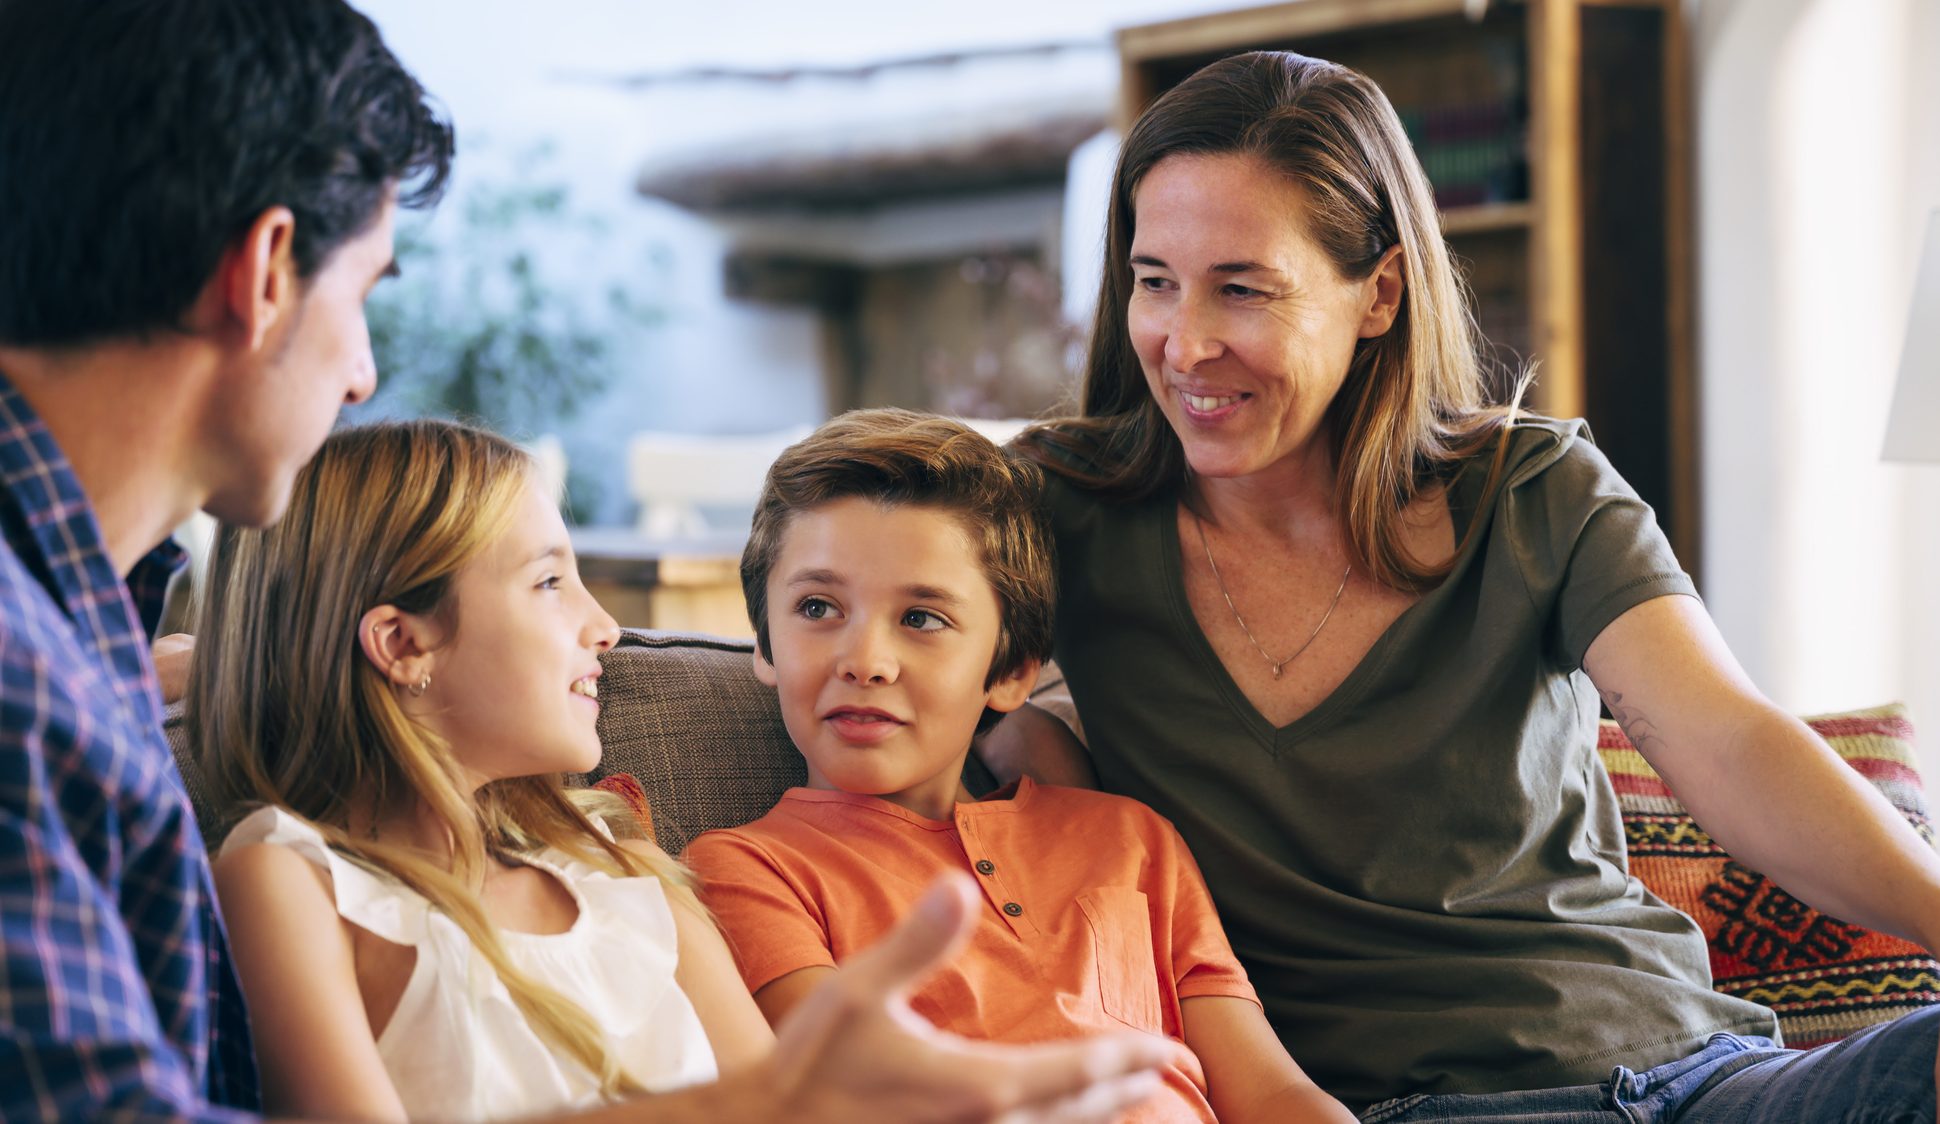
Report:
1598,704,1940,1046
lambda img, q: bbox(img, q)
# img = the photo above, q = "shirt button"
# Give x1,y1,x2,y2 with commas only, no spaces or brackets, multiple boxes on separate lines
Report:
975,860,996,876
1002,901,1023,917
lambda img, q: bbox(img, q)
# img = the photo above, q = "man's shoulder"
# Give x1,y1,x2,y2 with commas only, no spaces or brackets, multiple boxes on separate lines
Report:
0,536,77,700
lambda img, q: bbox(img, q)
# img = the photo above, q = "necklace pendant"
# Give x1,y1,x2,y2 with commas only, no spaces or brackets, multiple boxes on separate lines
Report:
1272,662,1286,680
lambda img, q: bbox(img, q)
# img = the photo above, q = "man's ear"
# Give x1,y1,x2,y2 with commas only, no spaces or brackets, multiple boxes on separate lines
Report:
220,205,299,352
1356,243,1406,340
983,658,1041,716
358,604,442,691
751,644,778,687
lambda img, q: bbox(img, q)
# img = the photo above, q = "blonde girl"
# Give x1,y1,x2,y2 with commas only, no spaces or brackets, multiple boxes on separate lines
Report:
187,419,772,1121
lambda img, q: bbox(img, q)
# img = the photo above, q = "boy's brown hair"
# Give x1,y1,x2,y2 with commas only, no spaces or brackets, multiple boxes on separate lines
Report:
742,408,1055,687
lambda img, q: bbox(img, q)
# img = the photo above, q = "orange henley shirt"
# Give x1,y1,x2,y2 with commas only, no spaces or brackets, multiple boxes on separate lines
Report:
683,777,1259,1122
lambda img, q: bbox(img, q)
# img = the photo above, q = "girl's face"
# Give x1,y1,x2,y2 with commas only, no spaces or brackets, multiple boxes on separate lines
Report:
417,479,620,788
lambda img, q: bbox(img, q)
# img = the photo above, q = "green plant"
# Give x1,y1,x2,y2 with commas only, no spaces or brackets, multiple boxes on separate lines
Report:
357,161,660,448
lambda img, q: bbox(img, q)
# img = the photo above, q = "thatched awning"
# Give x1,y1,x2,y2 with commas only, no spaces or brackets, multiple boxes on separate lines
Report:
623,43,1113,213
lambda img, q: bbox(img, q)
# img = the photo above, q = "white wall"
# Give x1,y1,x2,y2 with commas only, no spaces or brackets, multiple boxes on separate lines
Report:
1696,0,1940,781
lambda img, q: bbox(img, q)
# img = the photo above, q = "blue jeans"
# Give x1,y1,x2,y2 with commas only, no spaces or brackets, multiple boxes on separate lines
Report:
1358,1008,1939,1123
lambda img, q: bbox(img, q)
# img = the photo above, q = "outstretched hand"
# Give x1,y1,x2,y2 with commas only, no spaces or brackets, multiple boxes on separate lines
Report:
769,872,1184,1123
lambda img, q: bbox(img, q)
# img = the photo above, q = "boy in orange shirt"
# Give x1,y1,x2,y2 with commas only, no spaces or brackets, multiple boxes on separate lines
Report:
683,409,1353,1124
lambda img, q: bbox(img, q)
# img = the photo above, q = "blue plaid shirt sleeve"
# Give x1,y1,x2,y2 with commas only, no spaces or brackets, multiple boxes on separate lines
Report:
1,621,254,1122
2,373,257,1122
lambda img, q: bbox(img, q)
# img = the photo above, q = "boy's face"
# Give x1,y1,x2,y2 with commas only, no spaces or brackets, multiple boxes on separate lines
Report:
756,497,1037,821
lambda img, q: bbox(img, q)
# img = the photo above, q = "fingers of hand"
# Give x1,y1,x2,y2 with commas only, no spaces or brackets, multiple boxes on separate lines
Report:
770,875,979,1086
961,1030,1186,1119
992,1071,1167,1124
837,872,977,1000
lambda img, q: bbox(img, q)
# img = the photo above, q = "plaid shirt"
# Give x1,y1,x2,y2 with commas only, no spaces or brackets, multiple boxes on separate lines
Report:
0,371,257,1120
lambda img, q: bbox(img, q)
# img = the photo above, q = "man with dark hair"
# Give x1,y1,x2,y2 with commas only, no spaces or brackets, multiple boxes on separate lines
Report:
0,2,1176,1121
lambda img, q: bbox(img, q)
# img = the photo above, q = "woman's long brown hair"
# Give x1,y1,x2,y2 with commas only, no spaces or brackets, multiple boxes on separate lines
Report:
1019,51,1528,591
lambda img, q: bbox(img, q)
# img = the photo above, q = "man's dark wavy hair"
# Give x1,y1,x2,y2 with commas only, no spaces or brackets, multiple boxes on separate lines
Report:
0,0,454,347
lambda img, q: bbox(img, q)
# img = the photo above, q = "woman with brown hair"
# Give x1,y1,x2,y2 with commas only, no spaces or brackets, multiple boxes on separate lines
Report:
1004,50,1940,1120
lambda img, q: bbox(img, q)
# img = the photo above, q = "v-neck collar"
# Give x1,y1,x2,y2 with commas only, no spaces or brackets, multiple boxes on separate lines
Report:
1157,453,1493,753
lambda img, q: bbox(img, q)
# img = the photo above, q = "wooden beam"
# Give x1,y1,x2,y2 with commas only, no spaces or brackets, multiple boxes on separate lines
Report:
1117,0,1473,64
1528,0,1585,419
1660,0,1700,582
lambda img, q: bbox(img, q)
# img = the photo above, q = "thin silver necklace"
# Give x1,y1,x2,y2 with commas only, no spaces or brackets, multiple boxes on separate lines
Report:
1190,507,1351,680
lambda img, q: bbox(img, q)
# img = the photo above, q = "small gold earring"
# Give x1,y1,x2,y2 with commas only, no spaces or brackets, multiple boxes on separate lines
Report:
407,673,431,698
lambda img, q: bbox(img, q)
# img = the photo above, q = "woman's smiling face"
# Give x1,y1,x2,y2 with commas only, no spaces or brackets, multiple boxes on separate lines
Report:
1127,152,1391,484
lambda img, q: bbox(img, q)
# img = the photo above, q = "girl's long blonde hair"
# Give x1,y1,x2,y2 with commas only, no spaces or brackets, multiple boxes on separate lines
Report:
1018,51,1528,591
187,419,683,1098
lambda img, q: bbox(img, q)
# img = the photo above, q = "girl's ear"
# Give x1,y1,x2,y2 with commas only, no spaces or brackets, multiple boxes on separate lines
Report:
359,604,442,691
983,658,1041,716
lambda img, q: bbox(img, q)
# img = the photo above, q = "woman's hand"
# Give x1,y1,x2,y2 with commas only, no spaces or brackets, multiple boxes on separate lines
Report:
975,702,1098,790
152,632,194,705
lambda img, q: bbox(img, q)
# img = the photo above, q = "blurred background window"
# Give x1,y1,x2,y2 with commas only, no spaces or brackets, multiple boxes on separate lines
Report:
313,0,1940,787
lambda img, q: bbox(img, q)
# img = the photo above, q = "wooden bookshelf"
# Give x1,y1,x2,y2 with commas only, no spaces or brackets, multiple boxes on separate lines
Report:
1119,0,1701,579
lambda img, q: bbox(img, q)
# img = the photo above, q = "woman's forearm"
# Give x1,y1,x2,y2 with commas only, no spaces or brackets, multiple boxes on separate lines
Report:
1621,699,1940,950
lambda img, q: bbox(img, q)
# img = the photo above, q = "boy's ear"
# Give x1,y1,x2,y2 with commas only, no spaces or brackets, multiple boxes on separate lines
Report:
983,658,1040,715
751,644,778,687
358,604,443,691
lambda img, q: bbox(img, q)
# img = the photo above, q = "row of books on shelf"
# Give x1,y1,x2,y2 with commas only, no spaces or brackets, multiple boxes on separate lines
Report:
1397,99,1528,209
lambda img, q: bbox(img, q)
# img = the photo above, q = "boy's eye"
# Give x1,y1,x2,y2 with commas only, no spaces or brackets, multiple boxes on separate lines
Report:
537,575,563,591
902,608,947,631
797,596,838,621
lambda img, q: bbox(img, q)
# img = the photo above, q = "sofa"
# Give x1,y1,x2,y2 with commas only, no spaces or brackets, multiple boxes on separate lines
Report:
164,628,1940,1051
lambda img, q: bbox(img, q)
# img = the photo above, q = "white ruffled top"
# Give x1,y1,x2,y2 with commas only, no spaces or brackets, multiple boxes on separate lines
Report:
221,806,718,1120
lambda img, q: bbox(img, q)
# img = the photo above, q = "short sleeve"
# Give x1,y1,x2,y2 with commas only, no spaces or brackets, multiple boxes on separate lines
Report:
1508,428,1698,670
1148,817,1256,1004
219,805,430,946
682,829,837,993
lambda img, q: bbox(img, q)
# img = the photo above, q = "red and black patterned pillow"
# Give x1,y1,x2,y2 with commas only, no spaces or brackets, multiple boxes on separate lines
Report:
1598,704,1940,1046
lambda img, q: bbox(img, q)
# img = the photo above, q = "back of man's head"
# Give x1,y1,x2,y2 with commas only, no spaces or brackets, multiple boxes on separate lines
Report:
0,0,454,349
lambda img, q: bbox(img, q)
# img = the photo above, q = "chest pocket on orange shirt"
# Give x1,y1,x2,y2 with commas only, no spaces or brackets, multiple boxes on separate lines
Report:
1076,887,1164,1033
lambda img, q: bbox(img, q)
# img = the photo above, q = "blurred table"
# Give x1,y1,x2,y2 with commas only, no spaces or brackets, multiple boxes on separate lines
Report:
571,527,751,638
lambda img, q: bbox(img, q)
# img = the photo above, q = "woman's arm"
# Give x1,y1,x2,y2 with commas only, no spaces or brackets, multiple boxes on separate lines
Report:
1581,594,1940,949
617,840,776,1073
1180,997,1354,1123
974,702,1098,790
211,843,410,1122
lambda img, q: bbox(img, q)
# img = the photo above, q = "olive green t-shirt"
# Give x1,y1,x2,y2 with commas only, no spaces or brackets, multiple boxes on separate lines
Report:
1040,418,1776,1109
